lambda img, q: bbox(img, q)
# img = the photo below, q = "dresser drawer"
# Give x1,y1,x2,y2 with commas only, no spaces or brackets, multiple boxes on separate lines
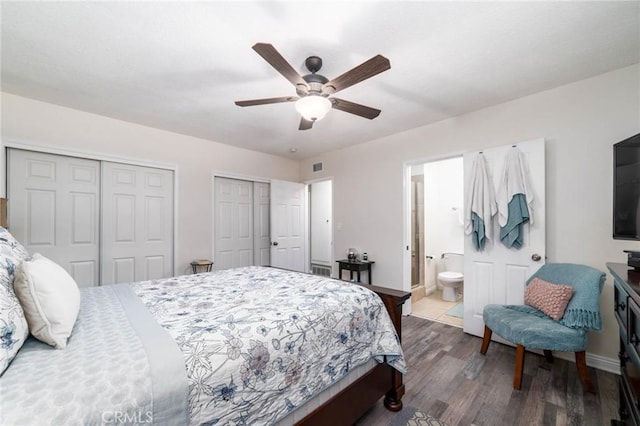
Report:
621,361,640,425
617,280,631,342
628,298,640,370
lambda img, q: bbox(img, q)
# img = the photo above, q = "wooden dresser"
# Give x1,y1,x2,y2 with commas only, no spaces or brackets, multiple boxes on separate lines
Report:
609,262,640,425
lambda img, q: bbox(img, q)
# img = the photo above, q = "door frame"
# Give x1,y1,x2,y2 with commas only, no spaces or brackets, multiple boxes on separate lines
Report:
402,151,467,315
305,176,334,276
3,139,179,277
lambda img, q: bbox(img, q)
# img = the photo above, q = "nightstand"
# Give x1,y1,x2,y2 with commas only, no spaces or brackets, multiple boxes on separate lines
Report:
336,259,375,284
191,259,213,274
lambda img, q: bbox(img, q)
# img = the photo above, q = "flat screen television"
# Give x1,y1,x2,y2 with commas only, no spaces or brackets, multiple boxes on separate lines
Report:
613,132,640,240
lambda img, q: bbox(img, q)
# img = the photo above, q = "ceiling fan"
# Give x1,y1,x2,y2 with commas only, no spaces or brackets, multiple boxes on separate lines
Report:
235,43,391,130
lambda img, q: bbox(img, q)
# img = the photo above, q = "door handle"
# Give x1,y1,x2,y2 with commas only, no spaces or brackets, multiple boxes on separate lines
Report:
272,241,278,246
531,253,542,262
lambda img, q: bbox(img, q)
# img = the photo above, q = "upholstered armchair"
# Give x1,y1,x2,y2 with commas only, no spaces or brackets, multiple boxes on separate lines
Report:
480,263,605,393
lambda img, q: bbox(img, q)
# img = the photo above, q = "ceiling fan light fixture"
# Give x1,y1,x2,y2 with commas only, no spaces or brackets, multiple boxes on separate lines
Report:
295,95,332,122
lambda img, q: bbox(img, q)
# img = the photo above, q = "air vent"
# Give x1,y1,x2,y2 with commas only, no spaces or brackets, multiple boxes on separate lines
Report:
312,162,323,172
311,263,331,277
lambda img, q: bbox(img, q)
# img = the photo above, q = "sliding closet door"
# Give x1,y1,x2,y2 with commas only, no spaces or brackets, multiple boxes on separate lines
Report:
101,162,174,284
7,149,100,287
214,177,254,270
253,182,271,267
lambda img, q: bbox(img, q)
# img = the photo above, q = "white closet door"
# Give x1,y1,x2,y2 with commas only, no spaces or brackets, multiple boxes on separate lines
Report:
253,182,271,267
101,162,174,284
7,149,100,287
214,177,254,270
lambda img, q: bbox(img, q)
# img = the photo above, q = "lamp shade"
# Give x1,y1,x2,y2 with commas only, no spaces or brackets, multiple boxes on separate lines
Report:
295,95,332,121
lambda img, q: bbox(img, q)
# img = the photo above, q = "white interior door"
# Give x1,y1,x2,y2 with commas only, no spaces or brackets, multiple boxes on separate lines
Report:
7,149,100,287
270,179,307,272
463,138,546,337
253,182,271,267
101,162,174,284
214,177,254,270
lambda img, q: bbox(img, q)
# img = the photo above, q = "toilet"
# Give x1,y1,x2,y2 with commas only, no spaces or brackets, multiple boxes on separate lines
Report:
438,253,464,302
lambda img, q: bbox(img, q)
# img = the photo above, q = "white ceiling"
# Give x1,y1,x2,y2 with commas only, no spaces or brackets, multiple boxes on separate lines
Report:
1,1,638,159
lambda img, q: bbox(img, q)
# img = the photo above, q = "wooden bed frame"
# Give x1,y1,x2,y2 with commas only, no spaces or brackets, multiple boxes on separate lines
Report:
297,283,410,425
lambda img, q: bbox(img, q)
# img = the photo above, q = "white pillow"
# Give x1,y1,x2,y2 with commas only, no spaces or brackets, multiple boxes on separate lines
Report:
14,253,80,348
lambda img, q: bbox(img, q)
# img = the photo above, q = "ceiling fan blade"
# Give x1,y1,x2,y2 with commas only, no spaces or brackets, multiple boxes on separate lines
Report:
299,117,314,130
235,96,298,107
323,55,390,94
253,43,308,88
331,98,381,119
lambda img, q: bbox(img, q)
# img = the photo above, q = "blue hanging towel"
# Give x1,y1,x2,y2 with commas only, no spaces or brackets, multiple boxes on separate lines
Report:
499,193,530,248
497,148,535,248
464,154,497,250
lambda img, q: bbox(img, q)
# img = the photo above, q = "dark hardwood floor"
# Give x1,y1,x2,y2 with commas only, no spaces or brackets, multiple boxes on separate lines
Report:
357,315,620,425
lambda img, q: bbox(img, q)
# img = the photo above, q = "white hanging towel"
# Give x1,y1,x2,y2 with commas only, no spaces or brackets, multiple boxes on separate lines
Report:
497,148,534,248
464,154,497,250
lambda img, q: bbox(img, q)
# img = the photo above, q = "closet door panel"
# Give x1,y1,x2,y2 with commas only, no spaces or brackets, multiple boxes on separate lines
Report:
214,177,254,270
253,182,271,267
7,149,100,287
102,162,173,285
26,189,56,246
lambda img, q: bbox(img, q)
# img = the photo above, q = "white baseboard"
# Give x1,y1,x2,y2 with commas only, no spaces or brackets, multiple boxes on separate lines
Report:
553,351,620,375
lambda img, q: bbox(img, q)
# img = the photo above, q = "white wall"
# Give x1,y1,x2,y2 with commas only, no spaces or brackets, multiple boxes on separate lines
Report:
300,64,640,361
0,92,300,274
423,157,464,291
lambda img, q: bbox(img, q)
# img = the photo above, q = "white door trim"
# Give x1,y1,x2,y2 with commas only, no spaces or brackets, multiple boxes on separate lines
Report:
3,139,177,170
402,151,468,315
3,140,179,277
305,177,334,274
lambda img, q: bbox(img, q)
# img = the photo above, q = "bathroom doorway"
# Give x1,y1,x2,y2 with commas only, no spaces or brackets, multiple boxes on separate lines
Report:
408,157,464,327
309,179,333,277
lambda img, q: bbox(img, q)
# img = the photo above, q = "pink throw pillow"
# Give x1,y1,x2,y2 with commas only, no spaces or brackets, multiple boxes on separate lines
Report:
524,277,574,320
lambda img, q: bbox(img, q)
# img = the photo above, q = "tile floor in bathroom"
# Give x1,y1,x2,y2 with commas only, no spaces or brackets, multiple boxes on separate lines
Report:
410,289,464,328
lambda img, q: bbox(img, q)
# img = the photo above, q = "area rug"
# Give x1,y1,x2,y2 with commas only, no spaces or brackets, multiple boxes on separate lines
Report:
445,301,463,318
389,406,449,426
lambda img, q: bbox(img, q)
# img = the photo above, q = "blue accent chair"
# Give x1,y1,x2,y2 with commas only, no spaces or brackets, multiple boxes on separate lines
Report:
479,263,605,393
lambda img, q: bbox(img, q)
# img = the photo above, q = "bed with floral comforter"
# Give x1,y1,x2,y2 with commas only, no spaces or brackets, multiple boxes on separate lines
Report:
134,266,406,425
1,263,405,425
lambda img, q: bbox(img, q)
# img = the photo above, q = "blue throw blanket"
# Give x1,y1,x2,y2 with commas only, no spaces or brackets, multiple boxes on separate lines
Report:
511,263,605,330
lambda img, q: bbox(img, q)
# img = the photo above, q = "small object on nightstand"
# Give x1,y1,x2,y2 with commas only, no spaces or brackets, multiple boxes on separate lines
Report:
362,252,368,261
347,248,358,262
191,259,213,274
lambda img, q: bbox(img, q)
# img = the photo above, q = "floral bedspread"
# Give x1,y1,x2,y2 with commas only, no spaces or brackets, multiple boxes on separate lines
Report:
133,266,406,425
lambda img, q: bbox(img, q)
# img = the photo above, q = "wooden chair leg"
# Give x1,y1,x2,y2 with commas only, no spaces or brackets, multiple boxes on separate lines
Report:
575,351,596,394
480,326,492,355
514,344,525,390
543,349,554,363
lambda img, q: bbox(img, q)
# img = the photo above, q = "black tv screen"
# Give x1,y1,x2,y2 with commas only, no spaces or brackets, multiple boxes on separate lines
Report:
614,133,640,240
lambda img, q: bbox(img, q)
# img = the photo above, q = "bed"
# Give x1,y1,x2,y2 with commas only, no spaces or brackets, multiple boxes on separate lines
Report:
0,228,409,425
